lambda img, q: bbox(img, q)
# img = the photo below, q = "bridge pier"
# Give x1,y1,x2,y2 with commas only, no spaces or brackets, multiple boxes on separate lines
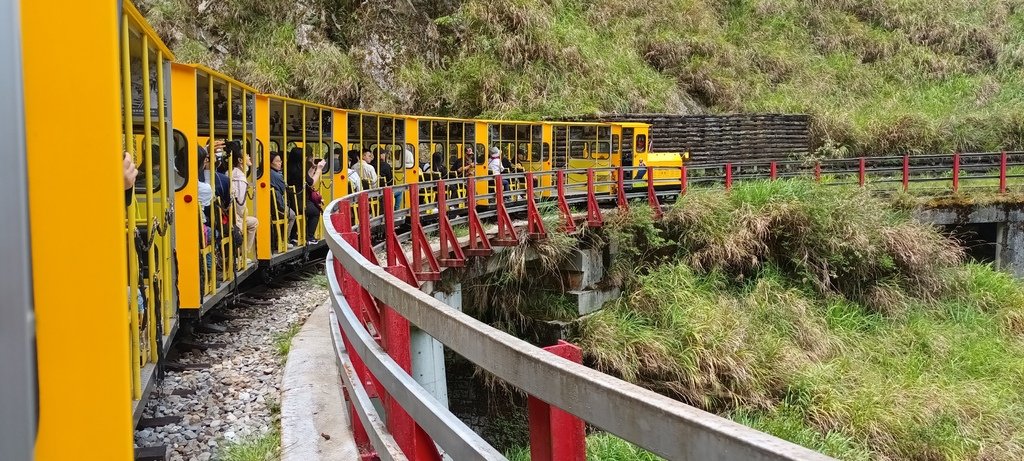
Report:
916,204,1024,278
410,282,461,410
559,246,620,315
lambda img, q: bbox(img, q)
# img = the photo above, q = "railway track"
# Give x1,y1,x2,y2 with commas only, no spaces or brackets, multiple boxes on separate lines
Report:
133,260,328,461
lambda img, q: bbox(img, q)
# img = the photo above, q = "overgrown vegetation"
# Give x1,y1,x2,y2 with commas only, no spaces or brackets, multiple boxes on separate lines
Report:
217,429,280,461
272,323,302,358
506,432,662,461
138,0,1024,154
578,180,1024,460
463,212,579,339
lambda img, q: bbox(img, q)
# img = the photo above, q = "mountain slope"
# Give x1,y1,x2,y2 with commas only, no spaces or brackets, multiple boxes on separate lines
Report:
139,0,1024,154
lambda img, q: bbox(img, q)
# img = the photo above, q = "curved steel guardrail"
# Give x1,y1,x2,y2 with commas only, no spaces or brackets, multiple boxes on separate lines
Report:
323,154,1016,461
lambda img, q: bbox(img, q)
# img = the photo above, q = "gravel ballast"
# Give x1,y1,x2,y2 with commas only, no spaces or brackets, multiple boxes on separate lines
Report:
133,276,329,461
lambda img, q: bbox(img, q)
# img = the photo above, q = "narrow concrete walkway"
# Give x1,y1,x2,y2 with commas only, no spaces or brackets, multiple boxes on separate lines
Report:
280,301,358,461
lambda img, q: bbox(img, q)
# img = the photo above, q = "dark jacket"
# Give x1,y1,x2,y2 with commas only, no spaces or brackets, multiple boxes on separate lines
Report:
270,168,287,212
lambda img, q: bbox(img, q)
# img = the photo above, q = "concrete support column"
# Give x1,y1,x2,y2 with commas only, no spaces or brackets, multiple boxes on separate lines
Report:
410,282,461,408
998,222,1024,278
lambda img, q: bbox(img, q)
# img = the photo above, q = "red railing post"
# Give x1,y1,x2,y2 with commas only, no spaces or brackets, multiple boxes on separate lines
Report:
329,203,374,458
680,165,688,196
858,157,866,187
615,166,628,211
436,180,466,267
724,163,733,190
1000,150,1008,194
556,170,577,232
528,341,586,461
952,152,960,193
492,174,518,245
382,265,443,461
585,168,602,227
902,155,909,192
465,180,494,256
646,166,663,220
408,183,440,281
770,161,777,180
525,172,547,239
357,192,378,265
814,161,821,183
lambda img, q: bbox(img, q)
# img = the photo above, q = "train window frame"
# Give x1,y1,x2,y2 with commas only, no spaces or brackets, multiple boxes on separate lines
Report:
333,142,345,174
612,134,620,155
405,143,416,170
133,128,164,194
593,141,611,160
636,134,647,153
569,141,587,160
173,130,188,191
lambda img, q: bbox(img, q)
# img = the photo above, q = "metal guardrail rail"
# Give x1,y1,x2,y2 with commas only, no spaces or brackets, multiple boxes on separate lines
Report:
323,152,1016,461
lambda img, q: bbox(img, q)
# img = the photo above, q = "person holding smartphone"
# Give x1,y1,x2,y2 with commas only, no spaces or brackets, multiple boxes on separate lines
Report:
305,157,327,243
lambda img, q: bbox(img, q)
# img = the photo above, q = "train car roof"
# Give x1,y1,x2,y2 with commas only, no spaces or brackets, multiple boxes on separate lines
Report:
124,1,175,60
180,63,259,93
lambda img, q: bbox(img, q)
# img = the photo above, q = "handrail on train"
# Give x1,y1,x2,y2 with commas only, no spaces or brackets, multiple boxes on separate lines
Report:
323,152,1016,460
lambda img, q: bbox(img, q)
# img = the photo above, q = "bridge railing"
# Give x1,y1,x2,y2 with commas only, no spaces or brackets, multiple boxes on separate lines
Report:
684,151,1024,193
323,153,1014,460
323,167,840,461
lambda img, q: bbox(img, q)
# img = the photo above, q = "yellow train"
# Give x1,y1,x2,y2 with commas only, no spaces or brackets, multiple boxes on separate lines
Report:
4,2,685,459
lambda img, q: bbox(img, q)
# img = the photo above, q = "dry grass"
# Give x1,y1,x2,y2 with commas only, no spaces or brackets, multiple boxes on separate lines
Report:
578,179,1024,460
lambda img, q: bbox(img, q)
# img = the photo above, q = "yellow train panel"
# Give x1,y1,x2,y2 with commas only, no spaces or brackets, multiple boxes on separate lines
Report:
171,63,201,310
23,2,134,460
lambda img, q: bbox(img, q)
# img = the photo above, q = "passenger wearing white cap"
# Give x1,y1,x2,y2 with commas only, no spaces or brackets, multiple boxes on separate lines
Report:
487,146,512,199
487,146,503,176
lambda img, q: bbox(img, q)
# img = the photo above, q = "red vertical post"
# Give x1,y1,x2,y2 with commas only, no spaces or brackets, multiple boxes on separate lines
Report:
464,180,493,256
680,165,688,196
436,180,466,267
528,341,586,461
615,166,628,211
902,155,909,192
952,152,960,193
858,157,866,187
724,163,733,190
409,183,422,271
382,266,443,461
357,192,377,264
525,172,547,239
492,174,518,245
1000,150,1008,194
770,161,777,180
383,188,398,267
585,168,602,227
814,161,821,183
646,166,663,220
556,170,576,232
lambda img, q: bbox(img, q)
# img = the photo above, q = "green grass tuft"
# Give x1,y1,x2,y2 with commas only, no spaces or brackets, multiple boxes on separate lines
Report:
217,429,280,461
506,432,663,461
273,323,302,358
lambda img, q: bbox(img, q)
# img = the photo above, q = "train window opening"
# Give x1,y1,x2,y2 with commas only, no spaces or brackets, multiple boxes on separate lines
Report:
133,130,163,193
254,139,265,179
333,142,345,174
173,130,188,191
527,142,542,162
612,134,621,155
636,134,647,153
593,141,611,160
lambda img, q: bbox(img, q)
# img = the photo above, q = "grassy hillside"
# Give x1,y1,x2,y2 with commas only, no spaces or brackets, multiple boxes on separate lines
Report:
138,0,1024,151
578,181,1024,460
